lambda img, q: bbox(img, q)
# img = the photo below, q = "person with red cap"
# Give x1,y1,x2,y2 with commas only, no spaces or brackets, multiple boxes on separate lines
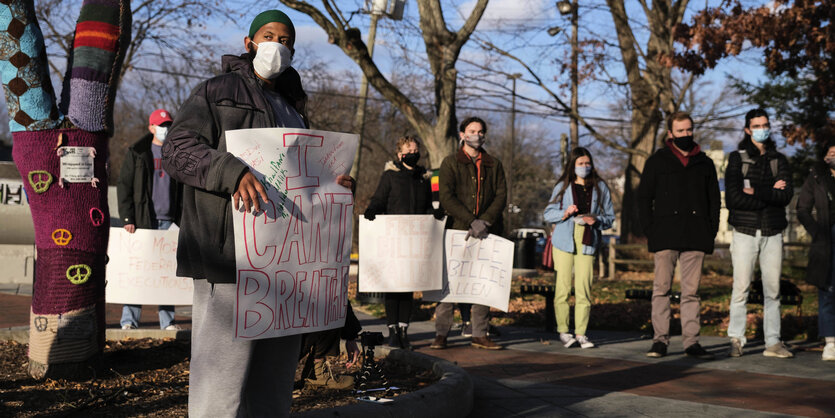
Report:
116,108,182,330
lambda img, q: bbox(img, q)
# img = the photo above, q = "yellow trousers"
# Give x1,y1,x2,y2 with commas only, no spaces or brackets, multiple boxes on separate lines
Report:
553,224,594,335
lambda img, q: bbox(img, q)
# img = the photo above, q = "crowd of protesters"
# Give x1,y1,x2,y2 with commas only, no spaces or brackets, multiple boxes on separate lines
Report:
105,8,834,418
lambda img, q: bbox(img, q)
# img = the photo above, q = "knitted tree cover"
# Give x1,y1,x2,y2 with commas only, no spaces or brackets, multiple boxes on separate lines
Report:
0,0,130,379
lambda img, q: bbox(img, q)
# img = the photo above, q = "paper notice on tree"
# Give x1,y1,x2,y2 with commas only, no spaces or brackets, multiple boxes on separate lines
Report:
423,231,514,311
58,146,95,183
105,226,193,305
226,128,358,340
358,215,445,292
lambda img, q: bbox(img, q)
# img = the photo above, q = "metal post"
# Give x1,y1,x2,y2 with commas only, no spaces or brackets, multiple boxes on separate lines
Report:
569,0,579,149
507,73,521,232
349,12,381,180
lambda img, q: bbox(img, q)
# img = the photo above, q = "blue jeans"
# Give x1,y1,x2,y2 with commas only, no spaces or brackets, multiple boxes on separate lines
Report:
120,219,175,329
728,230,783,347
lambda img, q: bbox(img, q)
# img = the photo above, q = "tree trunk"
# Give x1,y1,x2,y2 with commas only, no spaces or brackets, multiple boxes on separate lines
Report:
1,0,130,379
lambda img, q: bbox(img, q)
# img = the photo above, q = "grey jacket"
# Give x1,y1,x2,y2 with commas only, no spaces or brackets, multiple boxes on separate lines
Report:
161,54,308,283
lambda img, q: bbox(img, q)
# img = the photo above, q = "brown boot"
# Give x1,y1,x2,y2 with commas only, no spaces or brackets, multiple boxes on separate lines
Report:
305,359,354,389
430,335,448,349
471,336,502,350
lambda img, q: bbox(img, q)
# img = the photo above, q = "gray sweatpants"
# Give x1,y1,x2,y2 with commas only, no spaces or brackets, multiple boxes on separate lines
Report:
189,279,301,418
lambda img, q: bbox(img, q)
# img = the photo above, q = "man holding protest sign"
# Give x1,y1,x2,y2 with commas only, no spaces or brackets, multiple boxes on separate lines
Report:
161,10,355,417
117,109,181,330
431,117,507,350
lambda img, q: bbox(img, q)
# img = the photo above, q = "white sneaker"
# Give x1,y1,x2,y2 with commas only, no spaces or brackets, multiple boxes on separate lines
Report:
121,324,136,330
576,335,595,349
559,333,577,348
824,343,835,361
164,325,182,331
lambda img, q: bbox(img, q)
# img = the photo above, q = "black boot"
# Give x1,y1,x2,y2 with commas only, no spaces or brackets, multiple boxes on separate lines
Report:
387,325,400,348
398,324,412,350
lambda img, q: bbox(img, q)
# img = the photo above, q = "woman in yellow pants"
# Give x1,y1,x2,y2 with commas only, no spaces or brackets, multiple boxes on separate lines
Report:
543,147,614,348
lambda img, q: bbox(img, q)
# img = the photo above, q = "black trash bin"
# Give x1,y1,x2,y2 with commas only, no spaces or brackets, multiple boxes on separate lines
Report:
513,231,543,269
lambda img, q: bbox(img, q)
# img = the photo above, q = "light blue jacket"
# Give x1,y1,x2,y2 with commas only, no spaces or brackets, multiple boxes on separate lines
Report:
543,180,615,255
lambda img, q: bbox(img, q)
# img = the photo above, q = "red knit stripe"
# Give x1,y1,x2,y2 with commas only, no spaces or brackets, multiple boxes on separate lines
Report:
74,21,119,50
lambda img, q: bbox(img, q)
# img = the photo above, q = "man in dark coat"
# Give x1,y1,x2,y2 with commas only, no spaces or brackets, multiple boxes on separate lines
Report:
431,116,506,351
725,108,794,359
116,108,181,330
638,111,720,360
161,10,355,417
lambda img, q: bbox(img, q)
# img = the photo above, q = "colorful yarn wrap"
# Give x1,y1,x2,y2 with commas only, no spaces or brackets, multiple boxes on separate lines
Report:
0,0,63,131
60,0,130,134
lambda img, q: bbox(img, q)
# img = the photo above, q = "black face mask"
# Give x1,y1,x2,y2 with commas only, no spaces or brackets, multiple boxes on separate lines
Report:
672,135,695,152
401,152,420,167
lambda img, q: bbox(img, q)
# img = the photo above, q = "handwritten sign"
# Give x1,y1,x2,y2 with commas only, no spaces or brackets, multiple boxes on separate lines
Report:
423,231,514,311
105,226,193,305
58,146,95,183
227,128,358,340
358,215,445,292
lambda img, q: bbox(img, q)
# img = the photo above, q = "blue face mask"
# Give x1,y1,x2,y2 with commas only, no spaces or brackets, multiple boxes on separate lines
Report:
751,128,770,143
575,165,592,179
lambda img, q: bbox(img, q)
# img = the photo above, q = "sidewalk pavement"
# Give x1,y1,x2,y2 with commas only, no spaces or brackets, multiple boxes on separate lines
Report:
360,312,835,417
3,283,834,417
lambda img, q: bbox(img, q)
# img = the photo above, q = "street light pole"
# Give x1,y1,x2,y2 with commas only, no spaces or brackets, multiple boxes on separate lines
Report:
569,0,578,149
507,73,521,231
349,12,381,180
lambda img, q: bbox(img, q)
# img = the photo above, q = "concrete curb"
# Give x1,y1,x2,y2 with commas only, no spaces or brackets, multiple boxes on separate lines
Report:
293,346,473,418
1,328,191,343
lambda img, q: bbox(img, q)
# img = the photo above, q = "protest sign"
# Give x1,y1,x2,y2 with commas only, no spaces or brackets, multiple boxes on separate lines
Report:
105,226,193,305
423,231,514,311
358,215,445,292
227,128,358,339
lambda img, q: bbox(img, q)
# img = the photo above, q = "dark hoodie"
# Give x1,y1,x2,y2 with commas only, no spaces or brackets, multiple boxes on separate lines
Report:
725,138,792,236
161,54,308,284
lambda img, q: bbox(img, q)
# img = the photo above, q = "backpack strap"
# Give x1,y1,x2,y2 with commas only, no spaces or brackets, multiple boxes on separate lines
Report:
739,149,753,177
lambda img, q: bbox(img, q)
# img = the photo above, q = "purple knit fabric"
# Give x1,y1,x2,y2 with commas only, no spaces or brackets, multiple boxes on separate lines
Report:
31,248,104,315
11,129,110,252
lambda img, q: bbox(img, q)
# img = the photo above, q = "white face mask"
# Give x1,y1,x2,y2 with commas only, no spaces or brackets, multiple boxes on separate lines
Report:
155,126,168,142
251,41,292,79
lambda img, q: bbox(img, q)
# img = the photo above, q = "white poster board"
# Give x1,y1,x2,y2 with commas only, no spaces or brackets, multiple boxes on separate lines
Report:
358,215,445,292
423,230,514,311
105,226,193,305
227,128,358,340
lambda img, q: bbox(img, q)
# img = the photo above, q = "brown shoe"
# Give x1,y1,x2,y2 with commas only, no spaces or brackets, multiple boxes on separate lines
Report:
471,336,502,350
430,335,448,349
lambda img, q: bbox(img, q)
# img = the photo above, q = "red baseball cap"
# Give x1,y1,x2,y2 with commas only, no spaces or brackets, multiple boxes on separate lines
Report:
149,109,173,126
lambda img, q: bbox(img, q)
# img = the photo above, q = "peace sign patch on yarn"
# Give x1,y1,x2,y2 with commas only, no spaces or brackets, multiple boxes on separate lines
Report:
51,229,72,246
66,264,92,285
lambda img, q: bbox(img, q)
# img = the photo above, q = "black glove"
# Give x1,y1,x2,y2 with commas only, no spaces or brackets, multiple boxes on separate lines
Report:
363,208,376,221
465,219,491,240
432,208,446,220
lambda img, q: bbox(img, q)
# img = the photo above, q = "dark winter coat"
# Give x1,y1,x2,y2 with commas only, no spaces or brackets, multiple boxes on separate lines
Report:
161,54,309,284
365,161,433,216
796,164,835,289
725,138,792,236
438,147,507,235
637,143,721,254
117,133,182,228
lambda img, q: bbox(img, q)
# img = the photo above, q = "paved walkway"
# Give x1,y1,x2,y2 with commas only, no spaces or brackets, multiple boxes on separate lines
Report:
361,313,835,417
3,284,834,417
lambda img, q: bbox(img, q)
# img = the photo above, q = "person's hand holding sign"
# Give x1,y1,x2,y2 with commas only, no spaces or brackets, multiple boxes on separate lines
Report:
234,171,269,214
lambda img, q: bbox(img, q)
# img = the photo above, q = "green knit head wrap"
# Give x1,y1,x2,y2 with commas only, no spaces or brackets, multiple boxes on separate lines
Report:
249,10,295,40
